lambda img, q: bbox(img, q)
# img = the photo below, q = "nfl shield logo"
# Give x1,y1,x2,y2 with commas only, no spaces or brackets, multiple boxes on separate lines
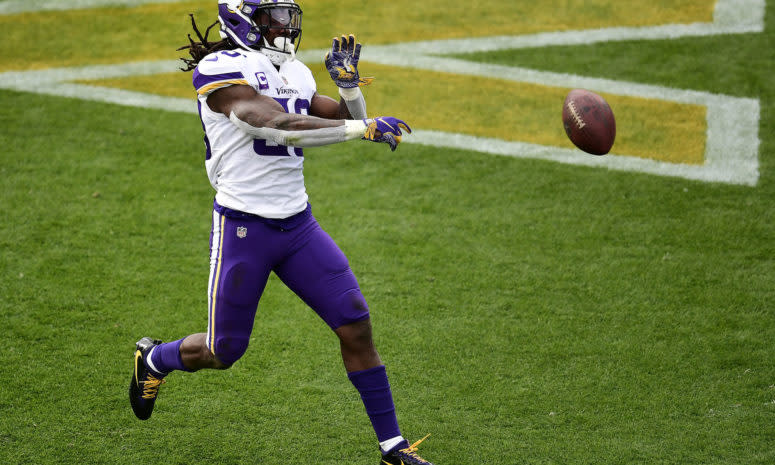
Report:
236,226,247,238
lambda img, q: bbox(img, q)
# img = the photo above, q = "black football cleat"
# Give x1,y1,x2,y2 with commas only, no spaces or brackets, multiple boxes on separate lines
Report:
129,337,165,420
381,435,434,465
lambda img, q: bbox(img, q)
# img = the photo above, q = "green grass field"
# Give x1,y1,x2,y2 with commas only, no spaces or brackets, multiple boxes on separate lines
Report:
1,1,774,464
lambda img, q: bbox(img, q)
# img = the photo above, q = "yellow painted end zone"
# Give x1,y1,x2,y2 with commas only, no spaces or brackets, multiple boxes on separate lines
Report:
349,64,707,164
1,0,716,71
77,64,707,165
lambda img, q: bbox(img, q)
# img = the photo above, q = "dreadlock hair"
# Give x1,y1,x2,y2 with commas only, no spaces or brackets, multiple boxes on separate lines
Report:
177,14,233,72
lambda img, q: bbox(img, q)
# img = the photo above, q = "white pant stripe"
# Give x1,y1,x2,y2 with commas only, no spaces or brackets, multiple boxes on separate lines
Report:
206,210,225,354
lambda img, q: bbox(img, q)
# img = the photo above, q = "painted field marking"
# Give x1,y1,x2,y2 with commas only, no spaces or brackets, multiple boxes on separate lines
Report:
0,0,764,185
362,0,763,186
0,0,183,14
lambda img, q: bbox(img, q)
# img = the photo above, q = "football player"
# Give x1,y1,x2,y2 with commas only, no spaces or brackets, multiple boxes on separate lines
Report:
129,1,433,464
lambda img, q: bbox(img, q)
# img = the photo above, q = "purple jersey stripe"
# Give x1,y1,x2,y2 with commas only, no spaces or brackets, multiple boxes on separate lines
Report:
193,69,246,92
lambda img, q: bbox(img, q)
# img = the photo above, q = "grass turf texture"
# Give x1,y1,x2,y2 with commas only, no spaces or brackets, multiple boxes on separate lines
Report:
2,1,775,464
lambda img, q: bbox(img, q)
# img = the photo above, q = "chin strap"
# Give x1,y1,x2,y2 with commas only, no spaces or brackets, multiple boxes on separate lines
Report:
261,36,296,65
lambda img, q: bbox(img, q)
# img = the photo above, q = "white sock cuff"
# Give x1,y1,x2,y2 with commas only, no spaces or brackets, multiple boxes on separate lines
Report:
380,436,405,454
144,346,166,375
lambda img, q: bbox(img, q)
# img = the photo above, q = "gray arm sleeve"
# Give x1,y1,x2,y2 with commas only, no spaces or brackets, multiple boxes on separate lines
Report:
339,87,367,120
229,112,366,148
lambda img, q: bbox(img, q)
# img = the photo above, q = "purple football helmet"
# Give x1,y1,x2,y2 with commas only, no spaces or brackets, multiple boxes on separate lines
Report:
217,0,302,65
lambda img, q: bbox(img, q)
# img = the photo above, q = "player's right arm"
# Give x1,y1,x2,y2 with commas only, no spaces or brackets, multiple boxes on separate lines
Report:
208,84,410,151
209,84,346,133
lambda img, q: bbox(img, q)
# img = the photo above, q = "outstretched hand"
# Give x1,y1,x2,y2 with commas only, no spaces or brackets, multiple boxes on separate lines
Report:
324,34,374,88
362,117,412,151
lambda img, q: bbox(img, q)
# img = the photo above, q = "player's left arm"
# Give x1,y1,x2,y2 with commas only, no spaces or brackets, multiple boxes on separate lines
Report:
309,92,352,120
323,34,371,120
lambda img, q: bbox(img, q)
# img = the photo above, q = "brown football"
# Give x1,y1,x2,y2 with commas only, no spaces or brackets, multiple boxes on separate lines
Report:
562,89,616,155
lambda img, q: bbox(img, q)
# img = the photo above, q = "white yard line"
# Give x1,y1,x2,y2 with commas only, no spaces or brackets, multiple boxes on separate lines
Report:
385,0,764,54
0,0,764,185
358,53,761,186
0,0,184,14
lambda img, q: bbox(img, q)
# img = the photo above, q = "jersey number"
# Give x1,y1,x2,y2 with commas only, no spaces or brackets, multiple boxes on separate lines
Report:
253,97,310,157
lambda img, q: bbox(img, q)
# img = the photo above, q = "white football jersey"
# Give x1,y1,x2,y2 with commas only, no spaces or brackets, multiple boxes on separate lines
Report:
193,48,317,219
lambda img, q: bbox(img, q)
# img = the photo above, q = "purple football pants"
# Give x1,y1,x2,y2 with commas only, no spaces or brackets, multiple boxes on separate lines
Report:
206,202,370,365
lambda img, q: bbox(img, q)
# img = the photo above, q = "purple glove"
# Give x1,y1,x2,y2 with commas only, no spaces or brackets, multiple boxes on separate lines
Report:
362,117,412,151
324,34,374,88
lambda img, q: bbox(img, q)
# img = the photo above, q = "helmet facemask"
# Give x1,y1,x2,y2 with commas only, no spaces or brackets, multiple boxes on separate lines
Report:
218,0,302,66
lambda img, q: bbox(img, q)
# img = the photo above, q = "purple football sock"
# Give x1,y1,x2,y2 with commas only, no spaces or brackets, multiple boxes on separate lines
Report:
148,338,190,376
348,365,402,442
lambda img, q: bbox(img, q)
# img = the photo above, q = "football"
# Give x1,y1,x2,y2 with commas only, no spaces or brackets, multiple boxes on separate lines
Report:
562,89,616,155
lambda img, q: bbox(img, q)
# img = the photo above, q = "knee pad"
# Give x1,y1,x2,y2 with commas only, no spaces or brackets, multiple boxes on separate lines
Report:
213,336,250,366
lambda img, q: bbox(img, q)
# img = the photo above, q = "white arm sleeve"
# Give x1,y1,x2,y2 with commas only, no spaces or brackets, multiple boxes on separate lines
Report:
339,86,367,120
229,112,366,147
